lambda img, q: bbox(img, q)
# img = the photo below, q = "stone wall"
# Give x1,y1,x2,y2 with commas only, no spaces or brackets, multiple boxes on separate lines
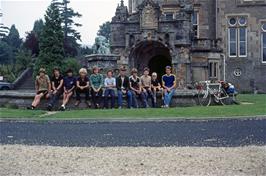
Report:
0,90,199,110
216,0,266,92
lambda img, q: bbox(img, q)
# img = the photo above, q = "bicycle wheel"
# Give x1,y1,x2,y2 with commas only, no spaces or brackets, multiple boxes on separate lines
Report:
219,88,230,105
198,89,211,106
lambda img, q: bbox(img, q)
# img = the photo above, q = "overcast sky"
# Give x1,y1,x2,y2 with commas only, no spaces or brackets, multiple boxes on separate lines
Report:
0,0,129,46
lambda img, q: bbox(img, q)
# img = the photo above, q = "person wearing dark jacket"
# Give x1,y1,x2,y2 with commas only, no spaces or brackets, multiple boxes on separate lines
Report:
75,68,90,107
47,68,64,111
116,66,133,109
60,69,76,111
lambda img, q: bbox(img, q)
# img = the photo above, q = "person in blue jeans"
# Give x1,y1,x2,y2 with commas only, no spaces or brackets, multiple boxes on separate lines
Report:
104,70,116,109
116,66,133,109
47,67,64,111
162,66,177,108
75,68,90,107
129,68,148,108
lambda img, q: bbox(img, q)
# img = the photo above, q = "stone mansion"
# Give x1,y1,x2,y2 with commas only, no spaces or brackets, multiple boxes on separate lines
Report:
109,0,266,92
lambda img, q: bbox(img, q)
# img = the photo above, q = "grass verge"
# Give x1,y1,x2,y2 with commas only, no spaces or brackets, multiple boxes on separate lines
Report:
0,94,265,121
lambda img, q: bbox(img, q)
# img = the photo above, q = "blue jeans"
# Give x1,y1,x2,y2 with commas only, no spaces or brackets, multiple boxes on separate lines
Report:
104,89,115,108
117,90,133,108
48,90,62,107
143,89,155,108
164,89,175,106
132,91,148,108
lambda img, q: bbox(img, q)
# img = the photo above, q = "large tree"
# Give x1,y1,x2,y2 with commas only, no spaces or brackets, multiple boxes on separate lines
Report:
52,0,82,57
33,19,44,38
0,25,21,64
24,19,44,56
0,40,12,64
24,31,39,56
36,2,64,75
97,21,111,42
5,25,22,49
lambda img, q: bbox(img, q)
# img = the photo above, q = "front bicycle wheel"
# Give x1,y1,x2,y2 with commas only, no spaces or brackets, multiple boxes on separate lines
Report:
198,89,211,106
219,88,230,105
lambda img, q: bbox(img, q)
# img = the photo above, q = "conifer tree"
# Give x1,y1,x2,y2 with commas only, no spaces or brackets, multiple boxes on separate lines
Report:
52,0,82,56
36,3,64,75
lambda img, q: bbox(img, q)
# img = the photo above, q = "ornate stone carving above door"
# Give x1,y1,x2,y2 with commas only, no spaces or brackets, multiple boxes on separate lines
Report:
141,4,158,30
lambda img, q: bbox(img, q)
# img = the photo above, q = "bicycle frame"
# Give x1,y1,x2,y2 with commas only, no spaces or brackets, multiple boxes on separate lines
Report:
199,81,229,101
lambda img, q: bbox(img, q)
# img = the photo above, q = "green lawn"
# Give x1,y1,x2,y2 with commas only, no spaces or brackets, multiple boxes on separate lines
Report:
0,94,265,121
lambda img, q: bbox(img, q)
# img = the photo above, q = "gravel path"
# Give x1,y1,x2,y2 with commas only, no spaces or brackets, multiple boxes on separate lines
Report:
0,145,265,176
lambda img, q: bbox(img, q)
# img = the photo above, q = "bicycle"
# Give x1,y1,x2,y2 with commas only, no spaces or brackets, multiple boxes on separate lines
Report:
196,81,230,106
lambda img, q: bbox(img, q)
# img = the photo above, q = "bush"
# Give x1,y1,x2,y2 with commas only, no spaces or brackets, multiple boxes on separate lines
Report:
0,65,16,82
0,49,33,83
34,57,81,77
61,58,81,76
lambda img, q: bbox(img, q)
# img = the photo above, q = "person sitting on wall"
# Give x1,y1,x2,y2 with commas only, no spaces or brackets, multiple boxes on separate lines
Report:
141,67,155,108
162,66,177,108
116,66,133,109
129,68,148,108
27,68,51,110
47,67,64,111
60,69,76,111
75,68,90,108
151,72,163,107
90,66,104,109
104,70,116,109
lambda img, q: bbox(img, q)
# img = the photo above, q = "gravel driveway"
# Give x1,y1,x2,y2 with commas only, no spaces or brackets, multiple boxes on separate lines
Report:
1,145,265,176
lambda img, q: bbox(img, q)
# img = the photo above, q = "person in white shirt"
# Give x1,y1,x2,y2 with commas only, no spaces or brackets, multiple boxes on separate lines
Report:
104,70,116,108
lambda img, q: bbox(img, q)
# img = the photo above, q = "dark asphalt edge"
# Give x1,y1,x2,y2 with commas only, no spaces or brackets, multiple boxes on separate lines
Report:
0,115,266,124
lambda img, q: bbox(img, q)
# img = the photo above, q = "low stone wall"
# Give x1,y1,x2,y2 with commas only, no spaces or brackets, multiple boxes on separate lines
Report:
0,90,199,110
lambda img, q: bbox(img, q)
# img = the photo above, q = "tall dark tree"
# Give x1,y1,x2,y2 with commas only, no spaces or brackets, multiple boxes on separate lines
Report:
36,3,64,75
24,31,39,56
0,25,22,64
24,19,44,56
97,21,111,42
5,25,22,50
52,0,82,57
0,40,12,64
32,19,44,38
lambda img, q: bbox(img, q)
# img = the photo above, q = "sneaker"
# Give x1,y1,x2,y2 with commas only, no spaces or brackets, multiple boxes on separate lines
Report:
85,101,91,108
60,105,65,111
27,106,35,110
47,104,52,111
75,101,81,107
96,104,100,109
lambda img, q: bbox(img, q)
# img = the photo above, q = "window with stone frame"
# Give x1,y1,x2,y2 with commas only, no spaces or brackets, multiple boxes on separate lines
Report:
262,23,266,62
209,61,219,79
228,16,248,57
192,11,199,38
165,12,174,21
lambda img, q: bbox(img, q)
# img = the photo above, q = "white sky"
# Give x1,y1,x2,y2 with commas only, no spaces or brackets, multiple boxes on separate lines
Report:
0,0,129,46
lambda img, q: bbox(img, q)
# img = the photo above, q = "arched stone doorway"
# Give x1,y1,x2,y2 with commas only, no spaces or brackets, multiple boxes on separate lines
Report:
129,41,172,80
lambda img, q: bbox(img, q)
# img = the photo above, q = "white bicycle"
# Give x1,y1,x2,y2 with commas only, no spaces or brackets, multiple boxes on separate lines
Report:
196,81,230,106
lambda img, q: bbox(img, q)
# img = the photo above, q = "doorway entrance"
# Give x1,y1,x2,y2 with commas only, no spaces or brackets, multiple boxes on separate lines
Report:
129,41,172,80
148,55,172,81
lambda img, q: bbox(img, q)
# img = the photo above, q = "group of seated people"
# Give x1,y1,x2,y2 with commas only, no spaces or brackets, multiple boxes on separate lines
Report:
28,65,177,111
